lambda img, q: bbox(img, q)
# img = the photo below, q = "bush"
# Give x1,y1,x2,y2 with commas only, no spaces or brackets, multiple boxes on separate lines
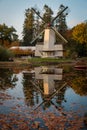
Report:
0,46,14,61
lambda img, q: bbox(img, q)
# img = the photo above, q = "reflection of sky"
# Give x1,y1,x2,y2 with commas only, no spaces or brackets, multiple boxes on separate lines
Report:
5,73,25,111
63,87,87,114
7,73,24,98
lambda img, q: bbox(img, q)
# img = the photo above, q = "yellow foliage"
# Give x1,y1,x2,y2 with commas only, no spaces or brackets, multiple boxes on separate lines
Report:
71,76,87,96
72,23,87,44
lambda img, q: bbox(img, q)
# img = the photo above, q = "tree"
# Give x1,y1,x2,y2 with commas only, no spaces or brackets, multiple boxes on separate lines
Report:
0,23,18,47
22,5,53,46
72,23,87,57
39,5,53,41
22,8,34,46
64,29,78,58
72,23,87,44
43,4,53,24
22,4,68,46
55,4,68,37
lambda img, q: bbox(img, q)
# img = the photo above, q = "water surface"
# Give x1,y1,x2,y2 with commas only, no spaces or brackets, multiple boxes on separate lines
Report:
0,65,87,129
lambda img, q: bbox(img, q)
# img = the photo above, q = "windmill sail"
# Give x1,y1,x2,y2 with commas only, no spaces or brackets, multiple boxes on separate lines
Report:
51,27,68,43
32,8,46,24
30,30,44,44
51,6,68,24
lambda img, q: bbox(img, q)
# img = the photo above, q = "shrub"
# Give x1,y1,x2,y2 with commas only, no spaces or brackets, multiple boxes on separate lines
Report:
0,46,14,61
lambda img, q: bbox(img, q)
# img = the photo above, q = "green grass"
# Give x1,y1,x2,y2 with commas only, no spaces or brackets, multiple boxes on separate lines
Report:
29,57,72,62
28,57,73,66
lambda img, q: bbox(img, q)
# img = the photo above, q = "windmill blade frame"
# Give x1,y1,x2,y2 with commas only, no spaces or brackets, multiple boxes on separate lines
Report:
31,6,68,49
51,27,68,43
32,8,46,24
30,30,44,44
51,6,68,24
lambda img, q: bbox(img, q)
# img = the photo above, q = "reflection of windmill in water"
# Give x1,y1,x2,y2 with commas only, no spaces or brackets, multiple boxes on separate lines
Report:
34,66,63,96
31,6,68,58
23,66,67,111
30,66,67,111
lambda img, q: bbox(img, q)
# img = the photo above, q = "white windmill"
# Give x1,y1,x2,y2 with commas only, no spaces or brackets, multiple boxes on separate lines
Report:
31,6,68,58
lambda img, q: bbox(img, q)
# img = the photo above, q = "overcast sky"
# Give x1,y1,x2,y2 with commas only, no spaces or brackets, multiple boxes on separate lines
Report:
0,0,87,39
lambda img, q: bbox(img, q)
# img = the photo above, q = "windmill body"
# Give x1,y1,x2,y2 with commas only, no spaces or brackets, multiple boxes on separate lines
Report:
35,28,64,58
32,7,68,58
43,28,56,50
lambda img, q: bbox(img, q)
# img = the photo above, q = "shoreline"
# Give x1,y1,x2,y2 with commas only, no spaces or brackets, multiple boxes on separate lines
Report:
0,57,87,68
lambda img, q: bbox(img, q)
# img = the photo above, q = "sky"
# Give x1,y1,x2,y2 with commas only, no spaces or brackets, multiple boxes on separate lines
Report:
0,0,87,39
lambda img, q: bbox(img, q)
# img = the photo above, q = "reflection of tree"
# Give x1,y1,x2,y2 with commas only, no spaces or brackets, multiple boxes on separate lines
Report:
42,101,51,110
56,87,66,105
40,82,67,110
84,113,87,126
36,79,44,92
0,68,17,90
54,80,67,105
71,76,87,96
22,73,67,110
63,66,87,96
22,73,40,107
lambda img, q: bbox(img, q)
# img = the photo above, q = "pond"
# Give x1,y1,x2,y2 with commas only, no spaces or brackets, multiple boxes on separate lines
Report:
0,65,87,130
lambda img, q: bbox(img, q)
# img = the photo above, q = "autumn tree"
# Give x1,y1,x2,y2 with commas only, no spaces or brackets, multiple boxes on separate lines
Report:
0,23,18,47
71,76,87,96
72,22,87,57
64,28,77,58
22,8,34,46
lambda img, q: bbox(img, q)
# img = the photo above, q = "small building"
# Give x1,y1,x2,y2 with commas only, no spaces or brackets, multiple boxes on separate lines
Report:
9,46,36,57
10,46,35,51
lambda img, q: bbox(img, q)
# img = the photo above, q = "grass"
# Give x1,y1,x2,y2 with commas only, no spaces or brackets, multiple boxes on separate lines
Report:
28,57,74,66
28,57,72,62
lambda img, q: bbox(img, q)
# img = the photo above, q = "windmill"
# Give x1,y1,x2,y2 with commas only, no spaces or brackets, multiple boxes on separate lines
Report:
31,6,68,58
